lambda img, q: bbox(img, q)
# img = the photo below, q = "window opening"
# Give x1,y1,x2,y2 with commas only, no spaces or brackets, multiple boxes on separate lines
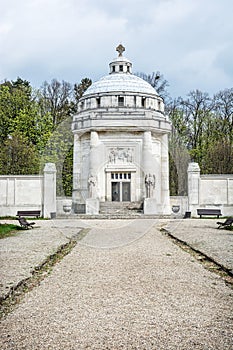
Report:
96,97,101,107
118,96,124,107
119,65,123,72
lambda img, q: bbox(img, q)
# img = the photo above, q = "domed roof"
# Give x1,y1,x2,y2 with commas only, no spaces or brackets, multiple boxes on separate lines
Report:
83,73,157,96
83,44,157,97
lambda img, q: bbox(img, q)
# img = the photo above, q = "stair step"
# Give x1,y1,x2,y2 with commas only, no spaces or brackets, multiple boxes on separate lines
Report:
99,201,143,215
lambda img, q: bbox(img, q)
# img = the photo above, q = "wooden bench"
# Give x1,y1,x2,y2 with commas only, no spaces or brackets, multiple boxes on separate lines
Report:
197,209,222,218
16,210,41,218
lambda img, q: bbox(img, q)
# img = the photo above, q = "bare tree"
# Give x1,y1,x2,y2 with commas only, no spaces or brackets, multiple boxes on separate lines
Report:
135,71,170,102
40,79,73,126
213,88,233,143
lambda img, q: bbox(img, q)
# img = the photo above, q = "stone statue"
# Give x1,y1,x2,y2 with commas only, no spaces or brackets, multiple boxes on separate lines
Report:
88,174,97,198
109,149,116,163
145,173,156,198
125,148,133,163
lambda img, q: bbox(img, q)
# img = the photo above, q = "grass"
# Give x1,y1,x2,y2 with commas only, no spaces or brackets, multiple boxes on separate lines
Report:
223,226,233,231
0,224,22,239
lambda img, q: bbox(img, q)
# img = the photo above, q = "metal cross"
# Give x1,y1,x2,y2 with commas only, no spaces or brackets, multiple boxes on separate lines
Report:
116,44,125,56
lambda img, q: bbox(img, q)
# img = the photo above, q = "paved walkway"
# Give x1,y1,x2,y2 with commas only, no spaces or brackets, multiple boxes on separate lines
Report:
0,218,233,349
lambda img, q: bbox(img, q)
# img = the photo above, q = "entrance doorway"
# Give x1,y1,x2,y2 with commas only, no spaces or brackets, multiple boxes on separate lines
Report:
111,172,131,202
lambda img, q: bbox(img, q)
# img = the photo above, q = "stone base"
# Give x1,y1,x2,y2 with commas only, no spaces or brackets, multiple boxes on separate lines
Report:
86,198,99,215
143,198,158,215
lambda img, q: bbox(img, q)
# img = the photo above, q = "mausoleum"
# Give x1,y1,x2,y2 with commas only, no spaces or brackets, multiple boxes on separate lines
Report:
72,45,171,215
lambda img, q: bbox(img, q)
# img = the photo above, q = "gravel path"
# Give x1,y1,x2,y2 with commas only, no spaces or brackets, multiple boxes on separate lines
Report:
0,220,84,299
165,219,233,272
1,219,232,349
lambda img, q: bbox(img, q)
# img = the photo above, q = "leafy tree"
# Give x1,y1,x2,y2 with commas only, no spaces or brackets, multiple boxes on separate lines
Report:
39,116,73,196
203,140,233,174
0,131,39,175
74,78,92,104
0,78,34,143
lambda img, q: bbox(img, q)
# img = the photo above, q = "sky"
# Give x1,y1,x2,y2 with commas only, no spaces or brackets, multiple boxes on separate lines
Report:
1,0,233,98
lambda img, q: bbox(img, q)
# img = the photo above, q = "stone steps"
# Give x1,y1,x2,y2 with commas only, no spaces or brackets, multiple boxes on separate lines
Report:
99,201,143,215
57,213,169,219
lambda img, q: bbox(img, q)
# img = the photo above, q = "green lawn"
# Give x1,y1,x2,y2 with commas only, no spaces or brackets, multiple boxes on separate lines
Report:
0,224,22,239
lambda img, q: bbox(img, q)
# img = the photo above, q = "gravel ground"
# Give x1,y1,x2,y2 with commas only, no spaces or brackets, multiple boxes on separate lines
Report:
0,220,84,299
165,219,233,271
0,219,233,349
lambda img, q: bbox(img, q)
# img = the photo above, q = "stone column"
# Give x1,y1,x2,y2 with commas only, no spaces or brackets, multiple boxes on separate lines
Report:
160,134,171,215
86,131,100,214
188,162,200,213
89,131,100,177
142,131,153,177
43,163,56,218
143,131,157,214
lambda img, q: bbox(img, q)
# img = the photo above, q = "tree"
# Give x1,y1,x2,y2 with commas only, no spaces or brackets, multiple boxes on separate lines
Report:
40,79,73,126
74,78,92,103
203,139,233,174
39,116,73,196
0,78,34,143
213,88,233,143
136,71,170,102
0,131,39,175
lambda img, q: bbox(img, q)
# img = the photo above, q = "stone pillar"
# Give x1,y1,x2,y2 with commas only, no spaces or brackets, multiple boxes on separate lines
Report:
43,163,56,218
89,131,100,176
86,131,100,214
160,134,171,215
143,131,157,214
142,131,153,176
188,162,200,210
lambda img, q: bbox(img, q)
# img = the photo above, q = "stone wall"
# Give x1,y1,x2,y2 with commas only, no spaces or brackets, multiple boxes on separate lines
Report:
188,163,233,216
0,163,56,218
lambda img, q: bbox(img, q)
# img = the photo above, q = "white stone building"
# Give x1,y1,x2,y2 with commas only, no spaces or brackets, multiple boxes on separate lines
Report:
72,45,171,215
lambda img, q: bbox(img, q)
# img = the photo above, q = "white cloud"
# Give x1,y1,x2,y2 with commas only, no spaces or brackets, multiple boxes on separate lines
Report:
0,0,233,96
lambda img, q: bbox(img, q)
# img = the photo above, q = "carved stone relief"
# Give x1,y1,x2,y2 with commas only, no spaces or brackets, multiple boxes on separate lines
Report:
108,147,133,164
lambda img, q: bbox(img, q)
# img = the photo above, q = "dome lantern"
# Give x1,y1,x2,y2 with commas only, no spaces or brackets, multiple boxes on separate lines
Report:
109,44,132,74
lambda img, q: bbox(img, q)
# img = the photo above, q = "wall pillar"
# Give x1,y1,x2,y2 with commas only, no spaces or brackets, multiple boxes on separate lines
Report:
43,163,56,218
188,162,200,211
72,133,82,207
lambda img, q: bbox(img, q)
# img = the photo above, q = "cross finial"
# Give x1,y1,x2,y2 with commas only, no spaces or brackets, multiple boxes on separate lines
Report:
116,44,125,57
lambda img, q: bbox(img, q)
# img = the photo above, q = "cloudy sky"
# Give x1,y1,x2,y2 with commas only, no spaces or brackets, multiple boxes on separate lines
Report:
1,0,233,98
